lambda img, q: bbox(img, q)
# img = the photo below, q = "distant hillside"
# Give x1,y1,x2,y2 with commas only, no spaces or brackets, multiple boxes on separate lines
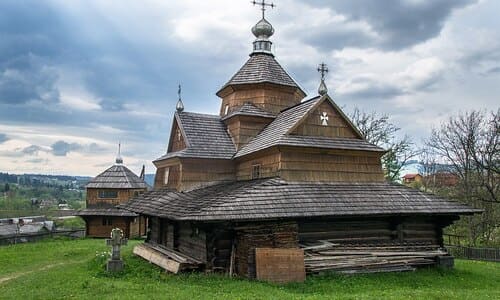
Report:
0,172,91,188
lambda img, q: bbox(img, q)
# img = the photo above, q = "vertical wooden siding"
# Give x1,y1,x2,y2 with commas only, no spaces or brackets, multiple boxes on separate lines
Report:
219,84,303,116
279,149,385,182
86,188,146,207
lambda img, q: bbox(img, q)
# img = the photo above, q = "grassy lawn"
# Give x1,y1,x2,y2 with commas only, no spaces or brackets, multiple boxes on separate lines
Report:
0,238,498,299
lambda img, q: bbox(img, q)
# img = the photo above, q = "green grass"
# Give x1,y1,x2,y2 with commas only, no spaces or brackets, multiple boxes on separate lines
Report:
0,239,499,299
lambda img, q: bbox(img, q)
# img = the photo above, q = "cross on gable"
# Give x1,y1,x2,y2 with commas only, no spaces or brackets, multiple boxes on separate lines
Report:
252,0,275,18
320,112,329,126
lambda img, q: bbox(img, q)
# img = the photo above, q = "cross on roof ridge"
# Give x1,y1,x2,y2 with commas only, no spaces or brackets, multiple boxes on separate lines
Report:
317,62,328,80
251,0,275,18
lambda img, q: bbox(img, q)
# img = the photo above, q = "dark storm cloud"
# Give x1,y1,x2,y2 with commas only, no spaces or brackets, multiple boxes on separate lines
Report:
485,66,500,75
0,0,220,140
51,141,83,156
0,54,60,105
0,133,9,144
339,77,405,99
304,0,476,50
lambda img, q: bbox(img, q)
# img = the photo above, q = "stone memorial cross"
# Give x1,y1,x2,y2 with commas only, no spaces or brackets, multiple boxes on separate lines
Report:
105,228,128,271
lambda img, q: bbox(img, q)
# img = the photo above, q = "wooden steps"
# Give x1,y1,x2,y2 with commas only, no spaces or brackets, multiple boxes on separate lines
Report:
133,243,202,274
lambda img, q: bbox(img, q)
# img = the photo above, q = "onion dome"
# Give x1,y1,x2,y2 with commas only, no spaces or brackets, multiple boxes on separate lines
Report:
176,99,184,112
252,18,274,39
251,17,274,55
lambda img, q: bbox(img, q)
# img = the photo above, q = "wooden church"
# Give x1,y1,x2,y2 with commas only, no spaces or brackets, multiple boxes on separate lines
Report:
121,4,479,280
77,147,148,238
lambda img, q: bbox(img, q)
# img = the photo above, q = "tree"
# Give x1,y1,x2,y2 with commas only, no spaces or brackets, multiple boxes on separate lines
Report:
350,108,420,182
426,109,499,245
4,183,10,192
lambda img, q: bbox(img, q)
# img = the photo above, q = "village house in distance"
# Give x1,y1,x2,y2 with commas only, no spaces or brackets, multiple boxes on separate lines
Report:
121,2,480,281
77,146,148,238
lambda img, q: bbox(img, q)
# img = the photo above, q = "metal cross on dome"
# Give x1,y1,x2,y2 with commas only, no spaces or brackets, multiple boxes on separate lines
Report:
252,0,275,18
320,112,329,126
317,62,329,80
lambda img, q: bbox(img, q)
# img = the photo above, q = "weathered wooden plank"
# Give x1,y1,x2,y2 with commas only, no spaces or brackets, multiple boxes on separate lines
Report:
255,248,305,283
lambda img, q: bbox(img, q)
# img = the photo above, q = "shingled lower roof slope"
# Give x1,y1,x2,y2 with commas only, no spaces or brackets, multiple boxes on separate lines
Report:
86,165,148,189
222,102,276,120
235,97,384,158
76,207,138,217
217,53,304,95
156,112,236,161
120,178,480,221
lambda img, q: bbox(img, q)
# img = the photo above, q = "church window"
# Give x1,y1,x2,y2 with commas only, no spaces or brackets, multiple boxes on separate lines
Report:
224,104,229,115
164,167,170,185
99,190,118,198
176,129,182,141
102,217,113,226
252,164,261,179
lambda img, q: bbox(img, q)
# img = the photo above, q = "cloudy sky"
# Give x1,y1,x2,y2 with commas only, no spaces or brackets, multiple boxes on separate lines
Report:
0,0,498,176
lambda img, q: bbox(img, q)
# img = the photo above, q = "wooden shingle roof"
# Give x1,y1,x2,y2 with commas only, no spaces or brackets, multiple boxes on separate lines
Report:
221,102,276,120
217,53,304,96
235,96,384,158
86,165,148,189
120,177,480,221
76,208,138,217
155,111,236,161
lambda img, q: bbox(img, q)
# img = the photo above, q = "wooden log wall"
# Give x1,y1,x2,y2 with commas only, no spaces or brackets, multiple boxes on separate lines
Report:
179,158,235,191
225,115,273,150
85,216,129,238
236,149,281,180
154,165,180,190
86,188,146,207
178,222,207,262
279,149,385,182
235,221,299,278
298,217,441,247
299,217,445,273
219,83,304,116
291,101,358,138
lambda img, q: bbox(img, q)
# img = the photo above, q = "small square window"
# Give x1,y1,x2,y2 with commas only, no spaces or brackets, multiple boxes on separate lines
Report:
252,164,261,179
102,217,112,226
98,190,118,198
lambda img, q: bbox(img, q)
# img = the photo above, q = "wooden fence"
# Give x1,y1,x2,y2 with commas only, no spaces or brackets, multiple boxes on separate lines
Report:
0,229,85,246
446,245,500,262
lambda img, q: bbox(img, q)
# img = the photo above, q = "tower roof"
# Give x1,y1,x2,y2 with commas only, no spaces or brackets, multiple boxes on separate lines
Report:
86,165,148,189
216,53,304,96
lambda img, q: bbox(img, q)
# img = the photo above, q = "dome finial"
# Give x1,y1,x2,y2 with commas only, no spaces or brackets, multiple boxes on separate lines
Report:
115,142,123,164
176,84,184,112
317,62,329,96
251,1,275,55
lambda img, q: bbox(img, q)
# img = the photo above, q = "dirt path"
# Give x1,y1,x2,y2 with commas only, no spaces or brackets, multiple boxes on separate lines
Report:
0,260,83,284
